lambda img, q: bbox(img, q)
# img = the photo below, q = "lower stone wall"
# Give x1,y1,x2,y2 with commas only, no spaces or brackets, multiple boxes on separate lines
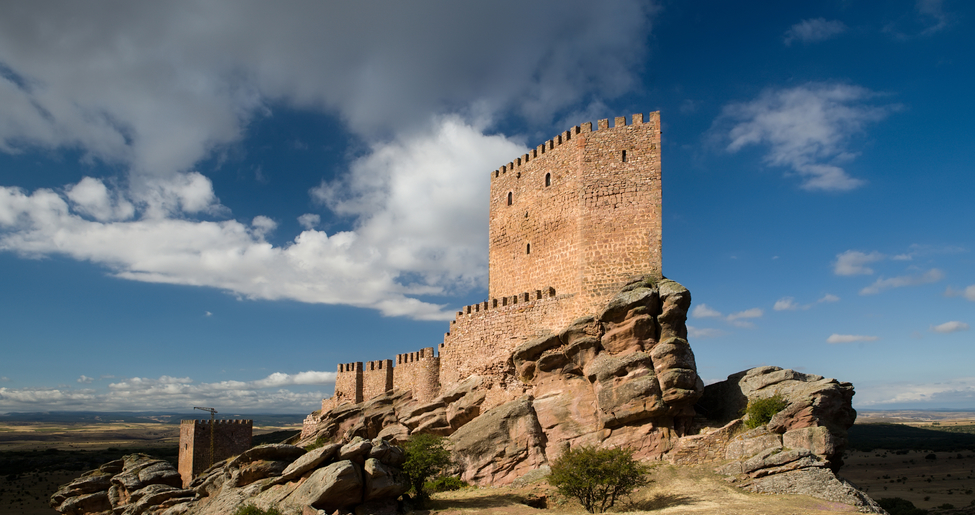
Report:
363,360,393,400
439,292,580,389
393,348,441,403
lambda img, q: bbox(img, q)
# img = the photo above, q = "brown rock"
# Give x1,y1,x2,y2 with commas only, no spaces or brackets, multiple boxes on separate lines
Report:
362,458,409,501
56,491,111,515
289,460,363,512
338,438,373,465
450,396,547,485
280,444,342,482
585,352,666,427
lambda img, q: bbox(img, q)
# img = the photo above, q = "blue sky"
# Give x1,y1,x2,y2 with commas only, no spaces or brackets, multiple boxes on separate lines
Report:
0,1,972,414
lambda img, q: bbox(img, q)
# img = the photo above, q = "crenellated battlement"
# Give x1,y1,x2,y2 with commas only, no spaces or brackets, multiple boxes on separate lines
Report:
190,419,253,427
318,112,662,412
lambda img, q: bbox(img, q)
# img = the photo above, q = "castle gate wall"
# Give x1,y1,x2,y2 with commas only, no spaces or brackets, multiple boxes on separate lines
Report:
178,419,252,487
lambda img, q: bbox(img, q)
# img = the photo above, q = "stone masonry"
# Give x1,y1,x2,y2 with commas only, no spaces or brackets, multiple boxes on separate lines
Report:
319,112,662,411
178,419,252,487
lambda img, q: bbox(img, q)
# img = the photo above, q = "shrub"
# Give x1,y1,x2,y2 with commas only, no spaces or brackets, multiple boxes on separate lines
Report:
547,445,651,513
877,497,928,515
304,434,329,451
233,505,282,515
744,394,789,429
424,475,468,493
402,434,453,506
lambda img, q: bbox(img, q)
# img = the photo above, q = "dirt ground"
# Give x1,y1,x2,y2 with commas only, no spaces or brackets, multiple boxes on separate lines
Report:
839,449,975,511
425,464,860,515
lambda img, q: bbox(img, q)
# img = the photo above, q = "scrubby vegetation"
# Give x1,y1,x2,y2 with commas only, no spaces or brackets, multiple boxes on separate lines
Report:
403,433,453,506
424,475,469,493
547,445,651,513
743,394,788,429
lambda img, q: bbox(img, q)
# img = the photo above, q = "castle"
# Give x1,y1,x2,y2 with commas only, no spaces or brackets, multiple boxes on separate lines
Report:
178,419,253,487
320,112,662,411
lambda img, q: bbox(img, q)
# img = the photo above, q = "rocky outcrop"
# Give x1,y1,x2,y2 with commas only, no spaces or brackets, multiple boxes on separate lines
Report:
299,277,707,485
52,439,409,515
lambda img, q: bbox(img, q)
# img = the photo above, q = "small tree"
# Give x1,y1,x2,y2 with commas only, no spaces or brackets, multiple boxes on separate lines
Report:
402,433,452,506
548,445,651,513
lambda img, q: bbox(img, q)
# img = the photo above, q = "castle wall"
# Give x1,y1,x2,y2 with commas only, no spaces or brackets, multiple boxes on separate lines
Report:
393,347,440,403
439,290,578,389
178,419,252,487
322,362,363,412
363,359,393,401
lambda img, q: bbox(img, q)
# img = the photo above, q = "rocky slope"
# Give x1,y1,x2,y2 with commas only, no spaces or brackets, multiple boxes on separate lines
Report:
51,439,408,515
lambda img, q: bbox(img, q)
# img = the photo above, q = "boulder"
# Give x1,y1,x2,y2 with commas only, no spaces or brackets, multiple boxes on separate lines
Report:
362,458,409,501
338,437,373,465
450,396,547,485
288,460,363,512
585,352,666,427
279,443,342,482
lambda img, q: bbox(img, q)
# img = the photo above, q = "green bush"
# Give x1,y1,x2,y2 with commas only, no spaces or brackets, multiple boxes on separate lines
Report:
876,497,928,515
744,394,788,429
424,475,468,493
402,434,453,506
233,505,282,515
547,445,651,513
304,434,329,451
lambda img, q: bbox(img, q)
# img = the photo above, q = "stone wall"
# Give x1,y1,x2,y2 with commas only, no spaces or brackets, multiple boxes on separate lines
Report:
178,419,252,487
489,112,661,319
322,362,363,412
393,347,440,403
439,290,578,388
363,359,393,401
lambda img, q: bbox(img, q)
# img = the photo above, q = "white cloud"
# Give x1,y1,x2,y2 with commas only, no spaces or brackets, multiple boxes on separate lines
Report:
77,375,94,384
930,321,969,334
0,2,655,320
297,214,320,230
727,308,763,327
818,293,840,303
784,18,847,46
859,268,944,295
715,83,896,191
0,371,336,413
773,297,800,311
834,250,885,276
0,376,10,382
692,304,723,318
827,334,879,344
944,285,975,301
687,325,723,339
857,376,975,407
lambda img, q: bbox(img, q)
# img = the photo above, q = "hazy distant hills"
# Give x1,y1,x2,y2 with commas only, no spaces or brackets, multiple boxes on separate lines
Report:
0,411,305,426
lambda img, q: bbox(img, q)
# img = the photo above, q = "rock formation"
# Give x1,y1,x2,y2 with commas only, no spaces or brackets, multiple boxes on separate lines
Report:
54,277,879,514
51,438,409,515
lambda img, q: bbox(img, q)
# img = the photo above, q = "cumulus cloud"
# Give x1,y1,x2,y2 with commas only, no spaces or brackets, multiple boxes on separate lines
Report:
0,371,335,413
859,268,944,295
827,334,879,344
0,1,655,319
930,321,969,334
773,297,803,311
77,375,94,384
944,285,975,301
714,83,896,191
834,250,885,276
784,18,847,46
692,304,762,327
818,293,840,303
692,304,723,318
297,214,320,231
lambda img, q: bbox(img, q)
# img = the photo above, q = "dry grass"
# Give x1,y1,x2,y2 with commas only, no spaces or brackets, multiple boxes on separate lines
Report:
424,464,860,515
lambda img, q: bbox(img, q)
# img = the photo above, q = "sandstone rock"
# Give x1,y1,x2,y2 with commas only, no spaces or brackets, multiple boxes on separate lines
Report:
557,317,603,347
656,279,690,341
280,443,341,482
230,444,306,469
57,491,111,515
362,458,409,501
137,461,182,488
744,467,885,513
289,460,363,512
601,314,656,354
231,460,290,487
585,352,666,427
446,389,485,429
450,396,547,485
338,437,374,465
376,424,409,444
598,287,659,324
